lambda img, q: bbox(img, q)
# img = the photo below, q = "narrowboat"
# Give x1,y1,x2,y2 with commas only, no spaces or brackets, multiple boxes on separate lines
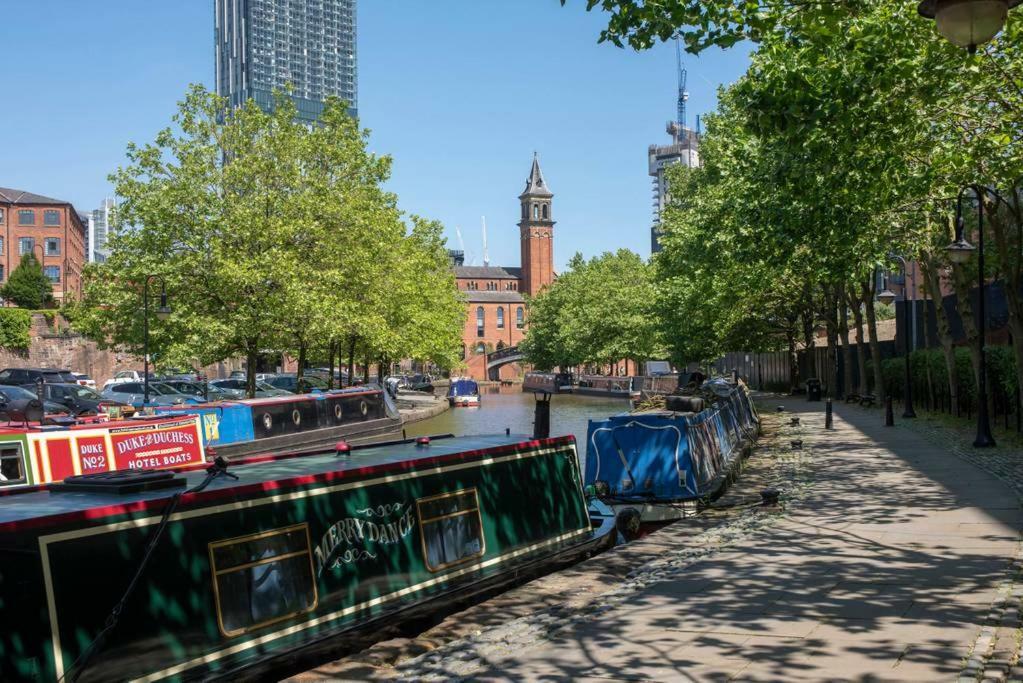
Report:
446,378,481,407
156,385,402,459
584,378,759,525
0,414,205,489
0,433,615,682
575,375,640,399
522,372,573,394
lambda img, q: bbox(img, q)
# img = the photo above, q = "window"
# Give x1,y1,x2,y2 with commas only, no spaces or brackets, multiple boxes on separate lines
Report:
0,208,4,223
467,281,478,291
0,266,5,282
43,210,61,226
486,281,496,291
0,444,26,487
45,237,60,256
516,306,525,329
0,237,4,255
19,237,34,255
521,204,526,220
44,266,60,283
474,342,485,354
542,204,548,219
532,204,538,220
476,306,484,337
208,524,317,637
496,307,505,329
417,488,484,572
17,210,34,226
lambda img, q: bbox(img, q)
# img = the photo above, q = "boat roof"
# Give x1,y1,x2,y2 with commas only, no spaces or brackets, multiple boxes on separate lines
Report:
0,433,571,532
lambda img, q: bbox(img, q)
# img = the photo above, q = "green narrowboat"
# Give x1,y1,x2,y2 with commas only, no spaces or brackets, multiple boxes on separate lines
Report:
0,433,614,682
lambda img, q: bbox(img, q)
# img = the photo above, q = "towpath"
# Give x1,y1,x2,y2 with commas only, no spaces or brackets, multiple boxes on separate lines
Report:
294,398,1023,681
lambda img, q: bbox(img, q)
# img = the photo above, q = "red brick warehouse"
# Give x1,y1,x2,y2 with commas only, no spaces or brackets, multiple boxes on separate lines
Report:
455,155,555,381
0,188,87,305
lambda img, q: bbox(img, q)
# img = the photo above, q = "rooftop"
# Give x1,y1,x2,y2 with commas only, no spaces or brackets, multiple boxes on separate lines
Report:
455,266,522,280
462,291,526,304
0,187,69,205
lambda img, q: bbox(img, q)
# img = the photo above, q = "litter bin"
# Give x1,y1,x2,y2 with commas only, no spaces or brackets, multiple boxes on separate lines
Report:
806,378,822,402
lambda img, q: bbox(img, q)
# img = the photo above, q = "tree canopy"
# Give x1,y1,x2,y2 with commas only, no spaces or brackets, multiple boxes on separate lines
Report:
3,254,54,310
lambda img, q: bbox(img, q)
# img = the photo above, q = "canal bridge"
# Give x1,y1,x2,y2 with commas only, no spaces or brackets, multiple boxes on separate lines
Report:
485,345,523,380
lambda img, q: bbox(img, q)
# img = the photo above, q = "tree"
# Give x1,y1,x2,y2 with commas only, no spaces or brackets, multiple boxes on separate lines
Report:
2,254,53,309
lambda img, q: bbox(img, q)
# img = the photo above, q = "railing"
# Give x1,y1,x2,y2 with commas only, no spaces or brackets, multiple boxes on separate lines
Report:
486,346,521,365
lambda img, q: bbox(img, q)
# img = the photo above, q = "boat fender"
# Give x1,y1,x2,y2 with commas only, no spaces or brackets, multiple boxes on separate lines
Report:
416,436,431,446
615,507,642,543
335,440,351,455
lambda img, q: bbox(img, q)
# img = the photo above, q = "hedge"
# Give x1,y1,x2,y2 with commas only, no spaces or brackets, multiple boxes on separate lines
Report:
0,308,33,349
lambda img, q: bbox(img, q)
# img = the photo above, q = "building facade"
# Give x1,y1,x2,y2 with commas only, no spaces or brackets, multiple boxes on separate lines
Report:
0,188,87,304
215,0,358,123
649,122,700,253
454,156,555,380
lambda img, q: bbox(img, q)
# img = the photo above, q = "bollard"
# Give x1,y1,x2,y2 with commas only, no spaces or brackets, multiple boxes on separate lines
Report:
825,398,833,430
790,416,800,426
533,391,552,440
884,396,894,426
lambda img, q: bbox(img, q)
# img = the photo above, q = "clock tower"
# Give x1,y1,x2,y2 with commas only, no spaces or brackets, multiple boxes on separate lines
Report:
518,154,555,297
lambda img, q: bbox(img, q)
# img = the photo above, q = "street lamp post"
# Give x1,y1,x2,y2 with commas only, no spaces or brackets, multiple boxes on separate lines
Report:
879,254,917,418
918,0,1021,53
142,276,171,407
945,185,996,447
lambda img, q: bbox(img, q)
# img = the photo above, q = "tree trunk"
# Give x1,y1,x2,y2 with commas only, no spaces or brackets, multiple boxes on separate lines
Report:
862,274,886,404
378,356,386,384
347,335,357,386
295,342,306,390
848,287,869,394
921,252,959,415
327,340,336,390
838,283,852,399
786,328,799,394
363,352,371,384
245,339,258,399
987,199,1023,422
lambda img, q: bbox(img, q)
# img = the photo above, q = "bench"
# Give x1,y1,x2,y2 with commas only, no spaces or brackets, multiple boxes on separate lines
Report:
858,394,877,408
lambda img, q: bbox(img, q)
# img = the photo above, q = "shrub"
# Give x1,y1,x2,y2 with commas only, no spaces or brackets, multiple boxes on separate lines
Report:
0,308,33,349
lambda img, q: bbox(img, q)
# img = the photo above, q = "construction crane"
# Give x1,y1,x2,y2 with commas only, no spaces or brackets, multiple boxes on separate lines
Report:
675,35,688,132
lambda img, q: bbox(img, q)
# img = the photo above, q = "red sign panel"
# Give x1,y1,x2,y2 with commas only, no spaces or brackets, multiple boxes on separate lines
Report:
76,436,110,474
108,418,205,471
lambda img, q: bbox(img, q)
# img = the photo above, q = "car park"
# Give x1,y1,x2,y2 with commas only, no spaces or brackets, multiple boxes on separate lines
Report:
100,381,201,407
160,380,243,401
31,383,135,417
264,373,328,394
210,378,293,397
102,370,156,391
72,373,96,389
0,368,77,386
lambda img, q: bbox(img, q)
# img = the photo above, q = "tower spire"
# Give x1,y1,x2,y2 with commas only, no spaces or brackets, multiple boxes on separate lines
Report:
521,153,553,198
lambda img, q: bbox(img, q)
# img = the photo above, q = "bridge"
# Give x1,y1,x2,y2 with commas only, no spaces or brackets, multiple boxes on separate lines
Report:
485,345,523,380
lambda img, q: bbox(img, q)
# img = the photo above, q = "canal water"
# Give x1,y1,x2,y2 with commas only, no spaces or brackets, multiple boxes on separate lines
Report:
404,384,631,443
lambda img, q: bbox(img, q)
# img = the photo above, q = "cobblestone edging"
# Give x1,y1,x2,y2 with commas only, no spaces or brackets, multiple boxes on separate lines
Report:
392,413,816,681
865,410,1023,683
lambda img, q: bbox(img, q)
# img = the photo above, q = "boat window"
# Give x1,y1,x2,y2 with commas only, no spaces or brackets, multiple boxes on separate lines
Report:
208,524,318,637
417,488,485,572
0,444,26,486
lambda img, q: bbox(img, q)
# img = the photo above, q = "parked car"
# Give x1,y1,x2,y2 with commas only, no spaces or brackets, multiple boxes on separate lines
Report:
100,382,201,407
72,373,97,389
0,368,77,386
400,374,434,393
161,380,243,401
210,379,292,397
31,383,135,417
102,370,156,391
264,373,328,394
0,385,74,424
229,370,246,379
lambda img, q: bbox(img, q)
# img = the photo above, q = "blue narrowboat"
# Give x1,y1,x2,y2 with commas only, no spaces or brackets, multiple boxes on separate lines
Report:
446,378,481,407
584,379,759,524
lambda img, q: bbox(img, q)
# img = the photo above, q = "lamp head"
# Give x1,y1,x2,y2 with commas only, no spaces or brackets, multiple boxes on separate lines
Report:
918,0,1020,52
945,236,976,264
877,289,898,306
156,287,171,320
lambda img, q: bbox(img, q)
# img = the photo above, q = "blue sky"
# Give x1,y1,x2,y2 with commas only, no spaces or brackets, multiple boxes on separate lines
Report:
0,1,751,270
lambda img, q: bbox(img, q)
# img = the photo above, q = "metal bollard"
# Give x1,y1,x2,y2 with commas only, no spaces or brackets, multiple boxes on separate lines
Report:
533,392,552,440
825,398,833,429
884,396,894,427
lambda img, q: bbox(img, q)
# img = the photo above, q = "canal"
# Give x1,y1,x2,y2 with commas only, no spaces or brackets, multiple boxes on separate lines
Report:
404,384,632,442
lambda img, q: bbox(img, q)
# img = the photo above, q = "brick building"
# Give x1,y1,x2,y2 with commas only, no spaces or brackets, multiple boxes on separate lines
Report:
0,188,86,304
456,155,555,380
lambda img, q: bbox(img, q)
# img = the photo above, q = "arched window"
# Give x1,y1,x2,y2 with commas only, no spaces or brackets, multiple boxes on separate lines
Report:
516,306,525,329
496,306,505,329
542,204,548,219
533,204,539,220
476,306,485,337
475,342,486,354
522,204,527,220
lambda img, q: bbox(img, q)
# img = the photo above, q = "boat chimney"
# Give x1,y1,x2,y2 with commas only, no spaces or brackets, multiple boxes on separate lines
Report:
335,440,351,455
533,392,551,440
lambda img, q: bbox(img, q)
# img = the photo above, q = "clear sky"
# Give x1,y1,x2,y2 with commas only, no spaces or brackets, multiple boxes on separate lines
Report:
0,1,751,271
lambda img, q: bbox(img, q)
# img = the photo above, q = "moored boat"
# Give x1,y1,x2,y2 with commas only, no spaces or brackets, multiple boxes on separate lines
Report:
522,372,573,394
575,375,640,399
0,432,614,682
584,378,759,526
446,378,481,407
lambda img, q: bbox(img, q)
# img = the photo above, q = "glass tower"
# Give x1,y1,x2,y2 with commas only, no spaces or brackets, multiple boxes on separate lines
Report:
215,0,357,124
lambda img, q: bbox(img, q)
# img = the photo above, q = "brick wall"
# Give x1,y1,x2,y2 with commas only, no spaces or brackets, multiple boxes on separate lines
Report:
0,204,86,303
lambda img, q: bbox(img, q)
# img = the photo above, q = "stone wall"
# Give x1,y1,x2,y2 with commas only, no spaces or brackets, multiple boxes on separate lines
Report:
2,314,243,385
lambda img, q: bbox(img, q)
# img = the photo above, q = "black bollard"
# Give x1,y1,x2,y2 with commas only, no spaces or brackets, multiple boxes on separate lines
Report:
825,398,833,430
533,392,552,440
884,396,894,427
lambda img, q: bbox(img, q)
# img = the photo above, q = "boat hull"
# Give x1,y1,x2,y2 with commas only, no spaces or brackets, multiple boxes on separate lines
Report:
0,434,610,682
448,395,480,408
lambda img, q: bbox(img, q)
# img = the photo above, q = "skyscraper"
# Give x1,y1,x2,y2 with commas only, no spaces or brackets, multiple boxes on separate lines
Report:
88,198,115,263
215,0,358,124
648,122,699,254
